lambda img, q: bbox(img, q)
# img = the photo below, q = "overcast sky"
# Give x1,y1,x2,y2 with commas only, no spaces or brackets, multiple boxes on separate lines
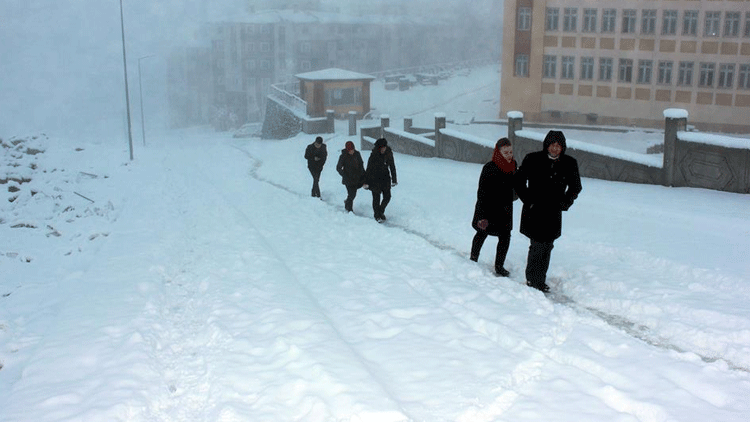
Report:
0,0,497,141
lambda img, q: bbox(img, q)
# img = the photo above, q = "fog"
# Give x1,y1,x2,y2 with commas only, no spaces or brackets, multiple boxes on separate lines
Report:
0,0,493,141
0,0,214,140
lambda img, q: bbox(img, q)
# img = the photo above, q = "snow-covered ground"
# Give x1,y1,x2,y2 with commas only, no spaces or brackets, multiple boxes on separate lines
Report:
2,65,749,421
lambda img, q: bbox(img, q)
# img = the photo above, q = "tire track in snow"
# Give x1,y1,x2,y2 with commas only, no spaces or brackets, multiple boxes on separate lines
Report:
237,143,750,374
207,146,420,421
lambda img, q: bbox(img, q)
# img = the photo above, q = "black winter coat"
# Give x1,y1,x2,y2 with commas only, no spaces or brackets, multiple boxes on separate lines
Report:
304,142,327,172
471,161,516,236
515,150,582,242
336,149,365,187
364,146,397,190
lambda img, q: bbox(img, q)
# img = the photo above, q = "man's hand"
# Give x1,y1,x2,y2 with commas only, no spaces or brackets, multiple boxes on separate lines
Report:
477,219,488,231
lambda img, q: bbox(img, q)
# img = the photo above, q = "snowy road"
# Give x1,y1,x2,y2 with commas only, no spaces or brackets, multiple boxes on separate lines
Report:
2,66,749,421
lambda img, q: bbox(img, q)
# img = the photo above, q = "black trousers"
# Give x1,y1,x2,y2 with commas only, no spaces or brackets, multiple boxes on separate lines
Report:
526,239,555,288
370,185,391,217
470,230,510,272
344,184,358,211
309,167,322,197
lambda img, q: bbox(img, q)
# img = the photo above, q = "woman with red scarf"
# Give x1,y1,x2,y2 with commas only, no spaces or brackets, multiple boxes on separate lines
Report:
470,138,517,277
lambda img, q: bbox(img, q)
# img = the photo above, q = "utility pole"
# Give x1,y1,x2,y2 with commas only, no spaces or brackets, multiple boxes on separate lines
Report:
119,0,134,160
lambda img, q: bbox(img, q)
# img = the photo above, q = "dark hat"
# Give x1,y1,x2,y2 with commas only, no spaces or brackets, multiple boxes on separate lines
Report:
345,141,355,151
542,130,566,154
314,136,323,145
374,138,388,149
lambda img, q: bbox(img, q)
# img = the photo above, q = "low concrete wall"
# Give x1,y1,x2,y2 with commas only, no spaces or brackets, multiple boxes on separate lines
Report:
509,111,749,194
262,97,334,139
360,118,435,158
672,132,750,193
361,110,748,194
508,115,664,186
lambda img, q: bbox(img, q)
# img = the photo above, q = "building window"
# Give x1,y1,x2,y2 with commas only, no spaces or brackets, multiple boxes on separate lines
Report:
658,61,673,85
622,10,637,34
745,12,750,38
678,62,694,86
642,10,657,35
543,55,557,79
580,57,594,80
683,11,698,36
739,64,750,89
326,87,362,106
260,60,270,70
518,7,532,31
300,60,311,71
718,64,735,88
261,42,271,52
662,10,678,35
602,9,616,33
619,59,633,82
546,8,559,31
724,12,740,37
638,60,653,84
599,58,613,81
561,56,575,79
563,8,578,32
300,42,311,54
705,12,721,37
515,54,529,77
583,9,597,33
699,63,716,87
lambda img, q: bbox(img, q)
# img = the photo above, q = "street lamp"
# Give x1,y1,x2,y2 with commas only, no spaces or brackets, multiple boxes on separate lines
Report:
119,0,134,160
138,55,155,146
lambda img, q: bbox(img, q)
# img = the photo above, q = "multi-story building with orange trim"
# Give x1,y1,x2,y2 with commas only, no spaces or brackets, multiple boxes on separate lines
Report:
501,0,750,133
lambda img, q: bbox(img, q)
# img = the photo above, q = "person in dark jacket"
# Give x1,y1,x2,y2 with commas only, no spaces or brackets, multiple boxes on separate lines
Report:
515,130,582,293
304,136,327,197
363,138,397,222
470,138,517,277
336,141,365,212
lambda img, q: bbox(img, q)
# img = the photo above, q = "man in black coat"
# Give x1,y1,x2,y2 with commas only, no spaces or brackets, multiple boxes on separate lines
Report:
514,130,582,293
304,136,327,197
363,138,397,222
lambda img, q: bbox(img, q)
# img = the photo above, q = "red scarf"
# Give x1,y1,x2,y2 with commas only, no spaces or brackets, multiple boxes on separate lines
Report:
492,148,516,174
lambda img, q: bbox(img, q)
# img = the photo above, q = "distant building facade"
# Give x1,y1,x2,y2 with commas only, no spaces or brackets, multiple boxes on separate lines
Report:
168,8,494,129
501,0,750,133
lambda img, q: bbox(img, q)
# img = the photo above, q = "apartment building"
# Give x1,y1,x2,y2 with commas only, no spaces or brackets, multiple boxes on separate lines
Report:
501,0,750,133
168,8,482,129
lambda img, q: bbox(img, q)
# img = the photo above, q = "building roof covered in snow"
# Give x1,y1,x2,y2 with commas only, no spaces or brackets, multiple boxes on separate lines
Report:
295,68,375,81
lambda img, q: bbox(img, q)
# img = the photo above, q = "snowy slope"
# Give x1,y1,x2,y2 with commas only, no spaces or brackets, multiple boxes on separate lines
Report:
1,65,749,421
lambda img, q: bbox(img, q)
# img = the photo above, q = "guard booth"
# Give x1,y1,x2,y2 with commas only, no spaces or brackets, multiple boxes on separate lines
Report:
296,68,375,118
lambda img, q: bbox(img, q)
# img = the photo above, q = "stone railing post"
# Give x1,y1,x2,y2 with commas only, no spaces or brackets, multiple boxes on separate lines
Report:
663,109,688,187
434,113,446,157
380,115,390,139
507,111,523,144
403,117,413,133
326,110,335,133
348,111,357,136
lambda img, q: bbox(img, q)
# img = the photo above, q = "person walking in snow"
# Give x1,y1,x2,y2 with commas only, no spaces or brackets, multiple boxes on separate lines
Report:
514,130,582,293
304,136,327,198
470,138,517,277
363,138,397,222
336,141,365,213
